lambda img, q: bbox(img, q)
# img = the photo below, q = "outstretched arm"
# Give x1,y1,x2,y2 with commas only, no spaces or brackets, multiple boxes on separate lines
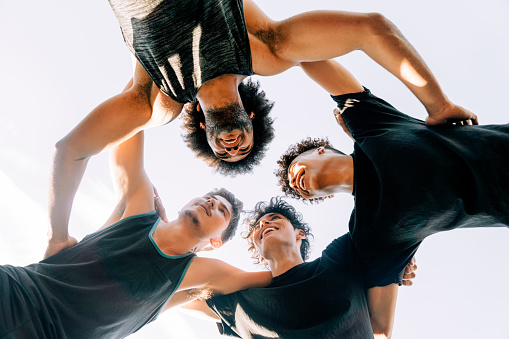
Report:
45,79,153,257
244,2,477,124
45,62,182,258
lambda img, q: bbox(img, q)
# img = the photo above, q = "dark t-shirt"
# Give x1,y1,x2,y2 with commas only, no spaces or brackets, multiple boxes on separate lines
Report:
207,234,374,339
0,211,195,339
334,88,509,287
108,0,253,103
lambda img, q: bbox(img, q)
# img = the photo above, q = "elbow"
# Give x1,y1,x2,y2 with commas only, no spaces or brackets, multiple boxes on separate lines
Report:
363,12,399,41
372,322,393,339
53,136,87,163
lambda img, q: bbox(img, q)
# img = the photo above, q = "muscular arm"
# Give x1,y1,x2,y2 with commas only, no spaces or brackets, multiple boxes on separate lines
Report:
45,62,182,258
299,59,363,96
244,1,476,124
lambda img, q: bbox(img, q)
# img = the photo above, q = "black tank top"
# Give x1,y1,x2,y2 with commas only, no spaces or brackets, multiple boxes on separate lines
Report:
109,0,253,103
4,211,195,338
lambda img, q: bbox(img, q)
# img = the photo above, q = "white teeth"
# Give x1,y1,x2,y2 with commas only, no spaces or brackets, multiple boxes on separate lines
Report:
262,227,276,238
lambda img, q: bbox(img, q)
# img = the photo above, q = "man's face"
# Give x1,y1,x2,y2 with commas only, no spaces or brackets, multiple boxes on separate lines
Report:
252,213,302,259
287,147,337,199
207,128,254,162
179,194,233,239
202,105,255,162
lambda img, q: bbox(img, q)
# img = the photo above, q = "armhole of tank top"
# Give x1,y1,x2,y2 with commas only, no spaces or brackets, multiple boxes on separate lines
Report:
153,255,195,320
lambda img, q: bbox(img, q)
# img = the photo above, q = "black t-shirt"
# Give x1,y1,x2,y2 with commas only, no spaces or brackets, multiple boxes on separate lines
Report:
108,0,253,103
335,88,509,287
207,234,375,339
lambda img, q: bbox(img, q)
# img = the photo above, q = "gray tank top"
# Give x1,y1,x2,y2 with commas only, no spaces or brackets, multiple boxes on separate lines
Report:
109,0,254,103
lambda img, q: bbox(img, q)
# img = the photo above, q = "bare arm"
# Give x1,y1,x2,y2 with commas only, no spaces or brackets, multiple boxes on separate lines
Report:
244,2,477,124
45,62,182,258
179,257,272,296
299,60,363,96
367,284,398,339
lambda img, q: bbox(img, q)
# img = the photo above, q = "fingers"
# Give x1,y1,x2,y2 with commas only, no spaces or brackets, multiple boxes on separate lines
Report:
333,108,355,141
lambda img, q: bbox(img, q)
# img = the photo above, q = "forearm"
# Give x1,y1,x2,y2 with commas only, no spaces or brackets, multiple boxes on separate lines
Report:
367,284,399,339
47,143,89,242
299,60,363,96
274,11,449,114
358,14,449,115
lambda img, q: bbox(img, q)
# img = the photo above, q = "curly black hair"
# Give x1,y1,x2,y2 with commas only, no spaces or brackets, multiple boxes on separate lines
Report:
242,197,313,266
180,79,275,177
275,137,345,203
207,187,243,244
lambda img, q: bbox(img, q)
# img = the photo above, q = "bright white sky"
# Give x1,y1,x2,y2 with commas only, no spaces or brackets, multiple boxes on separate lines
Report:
1,1,508,338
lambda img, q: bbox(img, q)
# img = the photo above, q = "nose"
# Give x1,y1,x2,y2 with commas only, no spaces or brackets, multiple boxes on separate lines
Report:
224,146,239,156
206,197,216,210
258,218,269,229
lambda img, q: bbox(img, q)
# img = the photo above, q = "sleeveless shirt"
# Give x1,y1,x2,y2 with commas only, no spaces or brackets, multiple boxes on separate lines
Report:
108,0,253,103
0,211,195,338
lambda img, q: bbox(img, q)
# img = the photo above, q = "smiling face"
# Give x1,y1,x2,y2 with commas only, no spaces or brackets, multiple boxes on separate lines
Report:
207,128,254,162
179,194,233,241
201,103,255,162
287,147,339,199
252,213,305,261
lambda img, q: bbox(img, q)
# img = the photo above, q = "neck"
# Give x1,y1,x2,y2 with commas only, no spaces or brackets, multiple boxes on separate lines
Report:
265,247,304,277
151,220,199,255
322,154,355,195
196,74,246,111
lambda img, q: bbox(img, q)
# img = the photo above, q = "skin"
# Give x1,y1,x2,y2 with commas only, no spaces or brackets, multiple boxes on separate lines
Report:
177,212,417,338
47,2,477,264
286,59,478,201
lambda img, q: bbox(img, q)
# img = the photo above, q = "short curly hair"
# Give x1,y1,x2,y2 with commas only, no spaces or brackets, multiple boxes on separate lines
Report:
275,137,345,203
180,79,275,177
242,197,313,267
207,187,243,244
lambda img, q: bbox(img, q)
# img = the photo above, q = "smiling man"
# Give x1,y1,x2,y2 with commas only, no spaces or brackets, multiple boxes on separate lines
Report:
49,2,478,241
0,127,274,338
275,60,509,285
179,197,417,338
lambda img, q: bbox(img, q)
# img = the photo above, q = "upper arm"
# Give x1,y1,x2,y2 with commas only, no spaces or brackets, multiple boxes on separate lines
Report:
179,258,272,295
367,284,399,339
179,298,220,322
299,60,363,96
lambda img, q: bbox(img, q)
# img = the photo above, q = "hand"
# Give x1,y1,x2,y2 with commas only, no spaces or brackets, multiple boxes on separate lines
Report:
426,103,478,126
333,108,355,141
401,257,417,286
44,236,78,259
153,186,168,223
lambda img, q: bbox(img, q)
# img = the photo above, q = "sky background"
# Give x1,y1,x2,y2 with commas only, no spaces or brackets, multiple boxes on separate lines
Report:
1,0,508,338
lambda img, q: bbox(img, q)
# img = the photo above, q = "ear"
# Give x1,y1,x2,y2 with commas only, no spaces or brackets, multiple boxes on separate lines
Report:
249,111,255,120
199,122,205,130
210,237,223,249
296,229,307,240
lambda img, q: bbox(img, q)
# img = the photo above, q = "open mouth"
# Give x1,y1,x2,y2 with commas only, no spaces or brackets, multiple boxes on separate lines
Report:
220,136,241,147
261,227,277,239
